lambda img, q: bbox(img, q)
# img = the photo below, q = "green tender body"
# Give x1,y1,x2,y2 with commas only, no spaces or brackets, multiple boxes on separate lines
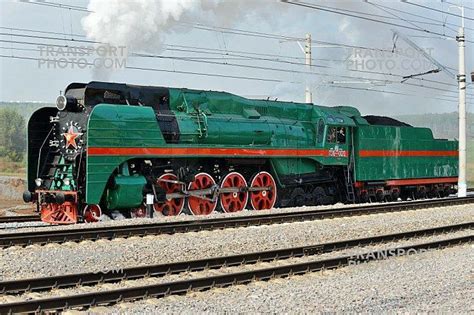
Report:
354,125,458,181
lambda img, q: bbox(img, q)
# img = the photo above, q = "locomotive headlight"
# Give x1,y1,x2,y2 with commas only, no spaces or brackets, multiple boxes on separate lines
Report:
56,95,78,111
56,95,67,111
63,178,71,186
35,178,43,187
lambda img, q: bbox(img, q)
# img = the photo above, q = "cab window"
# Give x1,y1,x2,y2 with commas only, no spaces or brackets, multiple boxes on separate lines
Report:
327,126,346,144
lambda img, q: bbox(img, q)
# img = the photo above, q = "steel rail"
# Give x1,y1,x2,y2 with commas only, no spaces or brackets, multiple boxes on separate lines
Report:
0,196,472,248
0,221,471,295
0,232,471,313
0,215,40,224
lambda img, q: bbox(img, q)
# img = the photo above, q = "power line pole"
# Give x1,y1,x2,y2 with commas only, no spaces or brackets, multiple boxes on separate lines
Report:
456,4,467,197
305,33,312,103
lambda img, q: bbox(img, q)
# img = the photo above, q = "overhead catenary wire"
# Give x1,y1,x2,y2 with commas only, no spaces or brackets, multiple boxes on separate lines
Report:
17,0,91,12
301,1,457,33
3,43,472,100
402,0,474,21
20,0,461,45
0,54,295,83
3,51,466,105
0,37,459,94
325,84,465,104
368,1,474,32
4,38,470,98
282,0,474,43
1,33,470,97
441,1,474,12
0,25,463,84
0,26,458,76
184,22,406,53
19,0,474,30
0,26,348,63
3,3,471,101
366,0,434,33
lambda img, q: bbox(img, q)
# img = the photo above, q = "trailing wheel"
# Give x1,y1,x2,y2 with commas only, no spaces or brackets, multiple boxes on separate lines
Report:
154,173,185,216
83,204,102,223
249,171,277,210
187,172,217,215
219,172,248,213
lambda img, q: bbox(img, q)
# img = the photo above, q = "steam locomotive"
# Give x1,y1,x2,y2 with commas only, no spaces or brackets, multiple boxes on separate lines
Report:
23,81,458,224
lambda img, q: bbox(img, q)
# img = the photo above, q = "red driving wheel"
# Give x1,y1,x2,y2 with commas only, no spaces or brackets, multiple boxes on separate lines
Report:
154,173,185,216
219,172,248,213
83,204,102,223
249,171,277,210
187,172,217,215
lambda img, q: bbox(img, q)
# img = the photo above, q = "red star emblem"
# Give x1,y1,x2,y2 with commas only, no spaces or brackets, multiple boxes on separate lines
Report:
62,126,83,149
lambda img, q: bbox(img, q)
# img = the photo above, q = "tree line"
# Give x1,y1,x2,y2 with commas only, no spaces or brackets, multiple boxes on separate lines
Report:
0,108,26,162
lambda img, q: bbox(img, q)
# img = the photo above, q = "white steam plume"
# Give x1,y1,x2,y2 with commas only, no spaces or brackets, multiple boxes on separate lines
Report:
82,0,275,53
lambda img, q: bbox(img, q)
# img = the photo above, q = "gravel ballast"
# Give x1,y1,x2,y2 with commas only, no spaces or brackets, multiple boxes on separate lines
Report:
0,198,462,233
0,201,381,232
99,243,474,314
0,204,472,281
0,230,470,306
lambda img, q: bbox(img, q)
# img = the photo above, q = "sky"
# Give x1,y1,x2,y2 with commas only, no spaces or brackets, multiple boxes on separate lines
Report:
0,0,473,116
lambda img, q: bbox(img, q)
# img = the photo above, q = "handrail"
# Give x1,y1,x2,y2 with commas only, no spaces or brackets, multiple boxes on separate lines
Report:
36,126,54,178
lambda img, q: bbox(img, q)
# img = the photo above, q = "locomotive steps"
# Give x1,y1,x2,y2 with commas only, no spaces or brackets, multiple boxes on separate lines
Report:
0,222,471,313
0,196,473,248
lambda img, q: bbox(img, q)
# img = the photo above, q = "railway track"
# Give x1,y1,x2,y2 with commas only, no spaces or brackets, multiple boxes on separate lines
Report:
0,222,471,313
0,194,470,226
0,215,40,224
0,196,472,248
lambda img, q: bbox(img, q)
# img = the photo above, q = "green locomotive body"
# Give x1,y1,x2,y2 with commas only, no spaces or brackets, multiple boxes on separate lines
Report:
24,82,458,223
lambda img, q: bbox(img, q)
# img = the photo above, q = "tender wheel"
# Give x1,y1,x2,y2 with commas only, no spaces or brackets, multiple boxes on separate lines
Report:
390,189,400,201
249,171,277,210
375,189,385,202
83,204,102,223
187,172,217,215
416,187,427,199
290,187,305,207
312,186,327,205
219,172,248,213
441,187,450,198
154,173,185,216
358,190,369,203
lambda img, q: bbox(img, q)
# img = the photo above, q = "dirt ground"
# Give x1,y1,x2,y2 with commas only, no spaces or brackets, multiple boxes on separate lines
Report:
0,200,35,216
0,176,36,216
